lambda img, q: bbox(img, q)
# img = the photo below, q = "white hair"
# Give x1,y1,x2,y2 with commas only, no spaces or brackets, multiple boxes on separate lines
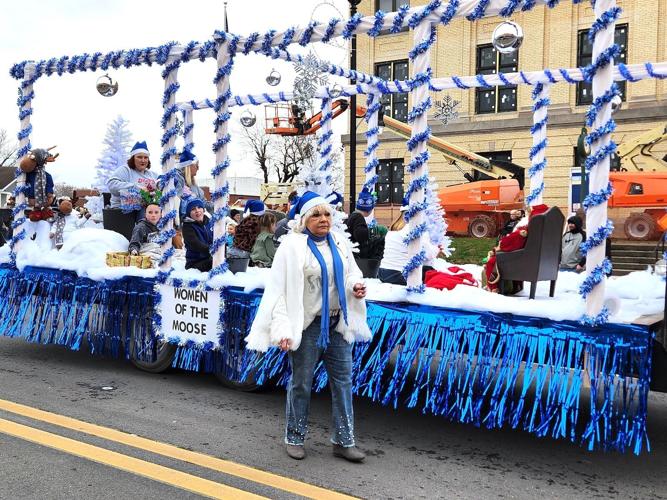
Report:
293,203,333,233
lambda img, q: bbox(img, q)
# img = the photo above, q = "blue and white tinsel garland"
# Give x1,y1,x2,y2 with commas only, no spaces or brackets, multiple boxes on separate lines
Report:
526,82,550,206
316,94,334,183
402,17,436,293
363,93,381,193
580,0,620,325
209,33,237,278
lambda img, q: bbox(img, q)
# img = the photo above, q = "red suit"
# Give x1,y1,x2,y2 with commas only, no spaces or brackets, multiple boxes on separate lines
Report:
484,204,549,293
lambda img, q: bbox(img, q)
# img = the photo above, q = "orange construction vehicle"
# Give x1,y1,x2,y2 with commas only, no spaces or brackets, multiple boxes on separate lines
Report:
364,110,526,238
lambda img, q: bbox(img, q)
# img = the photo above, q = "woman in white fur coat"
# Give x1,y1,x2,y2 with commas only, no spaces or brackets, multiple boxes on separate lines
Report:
245,191,371,462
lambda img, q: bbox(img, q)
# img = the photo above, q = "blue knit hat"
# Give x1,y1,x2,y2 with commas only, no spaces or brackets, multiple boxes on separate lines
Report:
243,199,265,218
288,191,328,221
326,191,344,208
356,188,375,211
177,149,198,169
129,141,149,158
185,198,204,215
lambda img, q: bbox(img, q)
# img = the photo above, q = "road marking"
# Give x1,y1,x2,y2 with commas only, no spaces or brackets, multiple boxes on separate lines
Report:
0,417,263,500
0,398,356,500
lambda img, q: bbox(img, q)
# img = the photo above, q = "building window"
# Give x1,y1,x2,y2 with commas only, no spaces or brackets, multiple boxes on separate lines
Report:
577,25,627,105
375,0,409,32
471,151,513,182
375,60,409,122
375,158,404,205
475,45,518,114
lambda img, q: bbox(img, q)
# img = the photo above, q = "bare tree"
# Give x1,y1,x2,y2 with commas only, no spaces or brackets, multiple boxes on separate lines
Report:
271,135,316,183
53,183,79,198
243,122,319,183
0,129,18,168
242,125,272,183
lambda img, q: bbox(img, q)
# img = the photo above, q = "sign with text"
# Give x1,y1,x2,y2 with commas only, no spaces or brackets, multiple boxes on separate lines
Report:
159,285,221,345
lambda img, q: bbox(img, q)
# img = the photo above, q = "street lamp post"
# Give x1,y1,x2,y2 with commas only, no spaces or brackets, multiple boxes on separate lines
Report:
348,0,362,212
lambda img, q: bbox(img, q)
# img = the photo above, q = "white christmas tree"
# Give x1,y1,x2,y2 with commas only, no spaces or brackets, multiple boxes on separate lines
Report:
425,180,452,257
94,115,133,193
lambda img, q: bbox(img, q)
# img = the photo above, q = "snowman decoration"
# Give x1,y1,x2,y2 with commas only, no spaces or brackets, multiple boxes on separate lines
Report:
49,196,88,249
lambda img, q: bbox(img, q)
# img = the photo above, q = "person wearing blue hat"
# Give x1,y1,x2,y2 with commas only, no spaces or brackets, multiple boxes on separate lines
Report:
182,198,213,271
107,140,159,220
228,199,266,261
345,188,384,260
175,149,213,216
245,191,371,463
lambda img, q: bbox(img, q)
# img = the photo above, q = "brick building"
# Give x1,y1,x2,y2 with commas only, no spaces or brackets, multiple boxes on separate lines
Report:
343,0,667,230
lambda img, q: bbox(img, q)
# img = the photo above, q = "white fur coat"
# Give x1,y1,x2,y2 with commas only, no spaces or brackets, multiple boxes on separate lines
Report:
245,231,372,352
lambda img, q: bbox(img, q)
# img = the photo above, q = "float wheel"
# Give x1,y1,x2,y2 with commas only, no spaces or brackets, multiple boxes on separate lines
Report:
129,335,177,374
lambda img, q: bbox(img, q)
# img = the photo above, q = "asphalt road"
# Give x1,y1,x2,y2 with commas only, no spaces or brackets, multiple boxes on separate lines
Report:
0,337,666,500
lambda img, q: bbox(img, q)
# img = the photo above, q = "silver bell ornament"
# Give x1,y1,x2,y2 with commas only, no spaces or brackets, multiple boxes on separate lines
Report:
266,68,281,86
96,73,119,97
240,109,257,127
491,21,524,54
329,83,343,99
610,94,622,114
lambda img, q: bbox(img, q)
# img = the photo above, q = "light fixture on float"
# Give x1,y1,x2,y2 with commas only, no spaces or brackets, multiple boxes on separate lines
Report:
491,21,524,54
329,83,343,99
266,68,281,86
240,109,257,127
96,73,119,96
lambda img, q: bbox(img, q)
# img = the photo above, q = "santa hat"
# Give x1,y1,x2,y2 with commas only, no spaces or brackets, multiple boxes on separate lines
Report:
356,188,375,212
243,199,265,218
176,149,198,169
325,191,344,208
288,191,328,220
129,141,149,158
529,204,549,218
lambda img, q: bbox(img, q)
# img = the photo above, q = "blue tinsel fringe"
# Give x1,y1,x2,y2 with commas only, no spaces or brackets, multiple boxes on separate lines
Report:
0,267,652,454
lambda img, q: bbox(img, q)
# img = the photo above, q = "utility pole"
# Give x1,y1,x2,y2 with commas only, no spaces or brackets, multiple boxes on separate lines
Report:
348,0,362,212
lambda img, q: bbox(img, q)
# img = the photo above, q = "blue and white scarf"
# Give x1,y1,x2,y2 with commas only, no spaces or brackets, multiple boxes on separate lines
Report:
304,229,348,348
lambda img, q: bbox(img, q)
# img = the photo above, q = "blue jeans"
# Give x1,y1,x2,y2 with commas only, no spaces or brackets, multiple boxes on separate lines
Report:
285,317,355,447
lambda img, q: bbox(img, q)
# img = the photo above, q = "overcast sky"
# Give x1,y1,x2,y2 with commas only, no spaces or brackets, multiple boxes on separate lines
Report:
0,0,350,187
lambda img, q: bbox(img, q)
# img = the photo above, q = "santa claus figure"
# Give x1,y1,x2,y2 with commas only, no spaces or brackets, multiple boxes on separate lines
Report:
483,204,549,294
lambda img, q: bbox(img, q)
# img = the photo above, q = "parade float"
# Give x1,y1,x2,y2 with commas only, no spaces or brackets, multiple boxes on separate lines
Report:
2,0,666,455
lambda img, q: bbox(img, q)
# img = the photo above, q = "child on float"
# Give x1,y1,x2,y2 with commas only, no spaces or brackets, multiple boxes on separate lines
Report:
182,198,213,272
250,212,277,267
128,201,162,263
107,141,158,220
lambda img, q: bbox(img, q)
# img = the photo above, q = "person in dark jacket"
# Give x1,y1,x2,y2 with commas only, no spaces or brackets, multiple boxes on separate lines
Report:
499,209,524,237
345,189,372,253
182,198,213,272
128,203,161,256
346,189,385,260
